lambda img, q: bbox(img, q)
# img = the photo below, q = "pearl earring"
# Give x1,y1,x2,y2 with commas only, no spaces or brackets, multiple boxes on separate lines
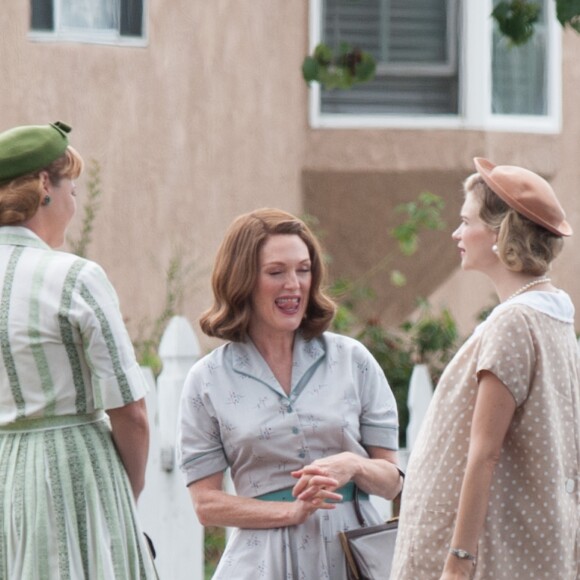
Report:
492,244,499,254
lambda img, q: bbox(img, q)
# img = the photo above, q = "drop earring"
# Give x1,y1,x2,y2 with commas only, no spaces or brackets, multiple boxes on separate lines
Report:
41,195,51,206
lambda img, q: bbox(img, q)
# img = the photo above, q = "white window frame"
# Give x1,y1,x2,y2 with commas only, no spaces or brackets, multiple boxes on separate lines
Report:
308,0,561,133
28,0,148,47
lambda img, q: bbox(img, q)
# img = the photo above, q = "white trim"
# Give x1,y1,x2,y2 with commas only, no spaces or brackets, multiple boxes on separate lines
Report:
308,0,562,134
308,0,323,128
547,3,563,131
28,31,148,47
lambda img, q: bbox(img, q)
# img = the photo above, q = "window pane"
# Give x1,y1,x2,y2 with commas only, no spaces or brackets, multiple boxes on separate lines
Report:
386,0,450,64
120,0,143,36
322,75,458,115
321,0,458,115
61,0,119,30
31,0,54,30
491,0,547,115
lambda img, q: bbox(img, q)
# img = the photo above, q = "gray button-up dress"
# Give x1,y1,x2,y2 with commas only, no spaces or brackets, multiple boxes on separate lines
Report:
179,331,398,579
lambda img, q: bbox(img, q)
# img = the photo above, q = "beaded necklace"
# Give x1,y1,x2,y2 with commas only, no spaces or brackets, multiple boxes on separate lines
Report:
506,277,551,302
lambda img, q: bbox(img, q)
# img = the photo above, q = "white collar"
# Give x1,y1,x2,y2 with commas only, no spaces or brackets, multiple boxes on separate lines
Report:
497,289,575,323
473,289,575,338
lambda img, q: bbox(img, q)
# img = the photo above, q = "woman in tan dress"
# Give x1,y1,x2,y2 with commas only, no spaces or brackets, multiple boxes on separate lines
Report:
391,158,579,579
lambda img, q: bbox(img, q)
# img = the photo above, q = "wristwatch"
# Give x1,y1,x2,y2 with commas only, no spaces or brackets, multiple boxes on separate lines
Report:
449,548,476,565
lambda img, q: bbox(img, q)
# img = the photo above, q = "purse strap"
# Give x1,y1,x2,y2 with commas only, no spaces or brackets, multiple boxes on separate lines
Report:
353,466,405,527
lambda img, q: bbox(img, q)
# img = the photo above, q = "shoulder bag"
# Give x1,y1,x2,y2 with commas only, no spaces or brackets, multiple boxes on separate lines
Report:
339,469,404,580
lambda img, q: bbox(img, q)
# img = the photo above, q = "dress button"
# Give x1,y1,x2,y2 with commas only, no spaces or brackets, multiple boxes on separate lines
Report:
292,427,299,434
286,405,293,413
566,478,576,493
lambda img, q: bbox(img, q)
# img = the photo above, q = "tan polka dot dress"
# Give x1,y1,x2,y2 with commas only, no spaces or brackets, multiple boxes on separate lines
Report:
391,291,580,579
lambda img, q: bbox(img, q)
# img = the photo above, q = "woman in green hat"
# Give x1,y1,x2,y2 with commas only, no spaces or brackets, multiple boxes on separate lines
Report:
0,122,157,579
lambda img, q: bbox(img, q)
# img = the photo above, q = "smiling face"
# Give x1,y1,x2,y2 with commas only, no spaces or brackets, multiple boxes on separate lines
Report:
452,190,498,273
249,234,312,340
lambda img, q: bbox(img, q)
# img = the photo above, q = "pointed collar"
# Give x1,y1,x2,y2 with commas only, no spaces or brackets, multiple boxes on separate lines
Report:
0,226,50,251
230,332,326,396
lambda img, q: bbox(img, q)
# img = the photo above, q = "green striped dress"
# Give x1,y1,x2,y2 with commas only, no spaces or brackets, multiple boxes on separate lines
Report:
0,226,157,579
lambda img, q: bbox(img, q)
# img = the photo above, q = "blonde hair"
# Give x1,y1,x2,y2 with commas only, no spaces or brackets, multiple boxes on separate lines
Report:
464,173,563,275
200,208,336,342
0,146,84,226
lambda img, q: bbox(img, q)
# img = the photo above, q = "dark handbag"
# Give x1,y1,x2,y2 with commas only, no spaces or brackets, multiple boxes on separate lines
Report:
339,469,404,580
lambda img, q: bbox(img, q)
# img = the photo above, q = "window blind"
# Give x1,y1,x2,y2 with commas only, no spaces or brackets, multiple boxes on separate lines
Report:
321,0,459,115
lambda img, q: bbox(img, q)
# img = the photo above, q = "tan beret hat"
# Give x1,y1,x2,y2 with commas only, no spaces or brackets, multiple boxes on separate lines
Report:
0,121,71,183
473,157,572,237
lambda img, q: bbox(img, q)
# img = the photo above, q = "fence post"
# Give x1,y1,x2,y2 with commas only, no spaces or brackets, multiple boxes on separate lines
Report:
138,316,203,580
406,363,434,453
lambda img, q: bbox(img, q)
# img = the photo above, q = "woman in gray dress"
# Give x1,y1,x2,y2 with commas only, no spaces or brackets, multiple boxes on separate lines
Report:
0,122,157,579
179,208,403,579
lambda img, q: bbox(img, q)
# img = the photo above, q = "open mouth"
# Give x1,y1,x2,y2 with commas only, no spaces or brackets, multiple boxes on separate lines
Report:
275,297,301,314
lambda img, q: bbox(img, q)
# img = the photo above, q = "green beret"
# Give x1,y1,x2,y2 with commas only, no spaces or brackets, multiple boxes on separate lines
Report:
0,121,72,183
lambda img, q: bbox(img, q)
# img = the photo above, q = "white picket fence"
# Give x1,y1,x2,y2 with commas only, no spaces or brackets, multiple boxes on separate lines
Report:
137,316,433,580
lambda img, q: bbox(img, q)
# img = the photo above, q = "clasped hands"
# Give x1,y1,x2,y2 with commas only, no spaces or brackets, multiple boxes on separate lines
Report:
290,452,356,508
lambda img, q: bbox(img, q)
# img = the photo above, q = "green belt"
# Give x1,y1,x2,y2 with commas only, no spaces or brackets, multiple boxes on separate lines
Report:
0,410,106,433
256,481,368,503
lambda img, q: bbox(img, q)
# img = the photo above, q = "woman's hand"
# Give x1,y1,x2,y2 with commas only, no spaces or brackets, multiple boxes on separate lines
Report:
439,555,475,580
289,494,340,526
291,452,356,500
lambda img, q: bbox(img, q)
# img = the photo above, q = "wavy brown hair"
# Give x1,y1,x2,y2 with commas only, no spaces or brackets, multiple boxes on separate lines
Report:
464,173,563,275
0,146,84,226
200,208,336,342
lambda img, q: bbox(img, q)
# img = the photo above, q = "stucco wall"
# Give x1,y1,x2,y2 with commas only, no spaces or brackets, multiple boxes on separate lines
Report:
0,1,311,351
1,3,579,353
429,30,580,336
303,29,580,337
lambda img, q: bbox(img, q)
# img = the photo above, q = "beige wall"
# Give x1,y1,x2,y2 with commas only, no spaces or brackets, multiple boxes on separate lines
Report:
303,31,580,338
1,3,579,352
0,1,311,351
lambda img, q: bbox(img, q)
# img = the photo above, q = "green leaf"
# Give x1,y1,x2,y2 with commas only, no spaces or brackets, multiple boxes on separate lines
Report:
313,43,333,65
302,57,319,82
338,42,353,56
390,270,407,287
556,0,580,26
398,236,418,256
354,54,376,82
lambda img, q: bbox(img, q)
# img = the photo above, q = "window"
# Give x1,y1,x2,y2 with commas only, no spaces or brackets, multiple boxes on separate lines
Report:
309,0,561,132
321,0,459,116
30,0,145,45
491,0,547,115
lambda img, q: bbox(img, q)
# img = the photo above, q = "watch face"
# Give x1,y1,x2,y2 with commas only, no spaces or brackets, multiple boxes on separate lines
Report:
451,548,475,562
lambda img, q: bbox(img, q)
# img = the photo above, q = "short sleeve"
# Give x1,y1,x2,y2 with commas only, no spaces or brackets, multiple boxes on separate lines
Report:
355,342,399,450
178,360,228,486
73,261,148,409
477,307,536,406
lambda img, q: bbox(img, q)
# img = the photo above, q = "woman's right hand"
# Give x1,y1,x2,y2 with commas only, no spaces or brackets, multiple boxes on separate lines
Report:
289,494,339,526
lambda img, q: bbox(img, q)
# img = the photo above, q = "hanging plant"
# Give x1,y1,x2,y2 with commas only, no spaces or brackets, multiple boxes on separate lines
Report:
491,0,542,45
302,42,376,90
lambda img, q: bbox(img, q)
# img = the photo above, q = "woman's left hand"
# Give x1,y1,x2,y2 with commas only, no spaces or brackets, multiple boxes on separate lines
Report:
291,452,357,500
439,555,475,580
